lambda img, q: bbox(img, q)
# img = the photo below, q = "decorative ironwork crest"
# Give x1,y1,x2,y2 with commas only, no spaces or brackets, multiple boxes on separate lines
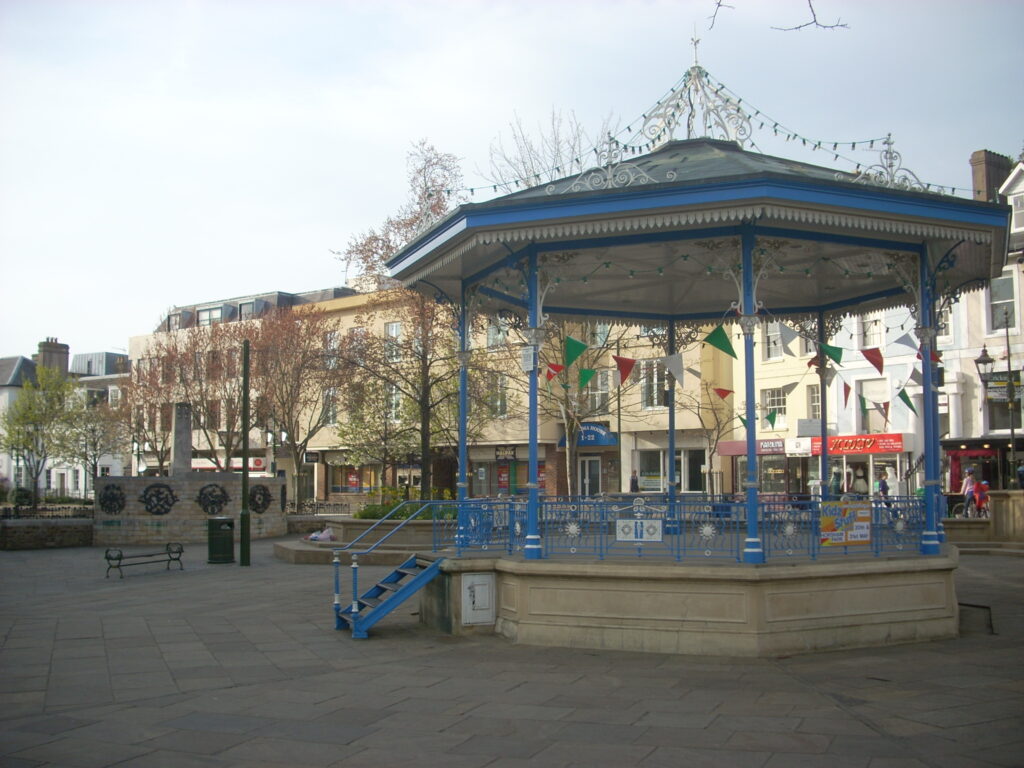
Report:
249,484,272,514
549,138,673,195
197,484,231,516
847,134,928,192
638,65,753,149
97,484,125,515
139,483,178,516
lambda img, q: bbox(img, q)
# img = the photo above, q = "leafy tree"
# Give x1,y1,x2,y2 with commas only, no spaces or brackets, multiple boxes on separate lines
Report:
0,366,77,508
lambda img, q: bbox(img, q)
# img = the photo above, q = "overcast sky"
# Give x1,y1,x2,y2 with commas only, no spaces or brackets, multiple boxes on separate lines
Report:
1,0,1021,360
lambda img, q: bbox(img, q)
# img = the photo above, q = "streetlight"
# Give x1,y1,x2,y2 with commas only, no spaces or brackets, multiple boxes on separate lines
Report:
974,314,1019,488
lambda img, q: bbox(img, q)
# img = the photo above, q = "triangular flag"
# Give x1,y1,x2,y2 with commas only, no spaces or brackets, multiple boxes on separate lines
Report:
778,323,800,356
545,363,565,381
908,367,923,385
703,325,737,359
782,381,799,396
766,410,778,428
738,415,747,428
662,353,684,386
564,336,587,368
893,332,916,350
859,394,868,412
873,401,890,424
916,345,942,363
579,368,596,389
612,355,636,385
685,366,701,380
843,382,851,407
898,388,917,415
820,343,843,365
861,347,884,375
824,367,837,387
713,388,733,400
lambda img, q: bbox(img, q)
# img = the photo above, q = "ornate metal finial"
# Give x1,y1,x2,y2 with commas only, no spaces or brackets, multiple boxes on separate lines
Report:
691,28,700,65
636,65,752,149
848,133,929,192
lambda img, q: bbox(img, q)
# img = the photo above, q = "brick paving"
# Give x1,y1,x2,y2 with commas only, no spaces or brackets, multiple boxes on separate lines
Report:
0,539,1021,767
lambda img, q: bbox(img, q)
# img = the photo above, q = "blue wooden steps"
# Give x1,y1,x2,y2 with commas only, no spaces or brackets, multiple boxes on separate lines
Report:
335,554,443,639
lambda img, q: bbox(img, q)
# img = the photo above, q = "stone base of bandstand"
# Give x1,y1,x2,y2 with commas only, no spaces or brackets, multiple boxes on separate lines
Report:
420,547,960,657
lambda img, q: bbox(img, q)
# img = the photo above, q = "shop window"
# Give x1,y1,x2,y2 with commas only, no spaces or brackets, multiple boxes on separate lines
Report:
636,450,662,491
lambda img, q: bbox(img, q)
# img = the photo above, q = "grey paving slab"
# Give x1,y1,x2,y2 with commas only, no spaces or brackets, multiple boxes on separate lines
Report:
1,540,1022,768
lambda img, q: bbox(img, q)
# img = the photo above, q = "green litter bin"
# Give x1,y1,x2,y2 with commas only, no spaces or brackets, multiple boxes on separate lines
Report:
207,517,235,564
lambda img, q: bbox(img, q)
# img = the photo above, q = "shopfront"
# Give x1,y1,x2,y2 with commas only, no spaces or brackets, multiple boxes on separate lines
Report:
469,445,549,497
719,433,915,497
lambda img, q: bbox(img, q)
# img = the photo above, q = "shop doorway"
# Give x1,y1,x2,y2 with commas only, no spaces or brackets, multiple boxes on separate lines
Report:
579,457,601,497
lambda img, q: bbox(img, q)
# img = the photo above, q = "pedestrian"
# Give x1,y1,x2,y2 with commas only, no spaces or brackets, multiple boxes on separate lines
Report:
960,467,976,517
629,470,640,493
975,480,990,518
878,470,891,507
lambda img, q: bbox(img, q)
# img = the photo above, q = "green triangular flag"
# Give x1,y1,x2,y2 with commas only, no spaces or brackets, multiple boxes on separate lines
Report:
738,415,747,428
820,342,844,365
858,394,868,413
565,336,588,368
898,388,917,415
579,368,596,389
766,410,778,428
704,325,737,359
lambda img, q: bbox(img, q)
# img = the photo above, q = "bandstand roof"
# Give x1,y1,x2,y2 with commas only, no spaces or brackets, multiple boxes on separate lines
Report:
389,140,1010,327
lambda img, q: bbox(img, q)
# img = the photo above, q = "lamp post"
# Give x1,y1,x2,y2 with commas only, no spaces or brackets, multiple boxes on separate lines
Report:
975,321,1018,488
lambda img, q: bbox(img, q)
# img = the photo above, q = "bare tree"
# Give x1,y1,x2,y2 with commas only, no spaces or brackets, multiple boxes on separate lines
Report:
338,141,469,499
709,0,848,31
675,380,742,495
250,306,341,508
116,355,177,475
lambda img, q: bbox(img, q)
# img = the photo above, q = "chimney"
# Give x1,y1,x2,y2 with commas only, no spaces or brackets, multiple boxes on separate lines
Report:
970,149,1012,203
32,337,70,377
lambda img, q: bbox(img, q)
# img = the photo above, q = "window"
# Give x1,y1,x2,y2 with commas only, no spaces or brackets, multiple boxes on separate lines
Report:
761,387,787,430
640,360,667,409
1012,194,1023,231
197,307,222,326
161,358,175,385
935,306,952,340
860,316,884,348
239,302,255,320
763,322,783,361
100,466,111,477
989,270,1016,330
586,370,611,413
858,378,889,433
109,387,121,408
591,322,610,347
207,351,223,381
72,470,79,491
159,403,173,432
167,314,181,331
485,373,508,418
323,387,338,424
324,330,339,369
386,383,402,422
801,333,816,356
385,322,402,361
807,383,821,421
486,319,509,348
45,470,52,490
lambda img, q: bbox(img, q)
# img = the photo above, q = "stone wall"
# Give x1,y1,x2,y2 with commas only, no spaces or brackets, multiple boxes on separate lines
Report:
92,474,289,546
1,519,93,550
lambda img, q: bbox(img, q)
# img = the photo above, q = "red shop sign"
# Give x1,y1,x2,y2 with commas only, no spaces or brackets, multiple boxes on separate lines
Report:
811,433,905,455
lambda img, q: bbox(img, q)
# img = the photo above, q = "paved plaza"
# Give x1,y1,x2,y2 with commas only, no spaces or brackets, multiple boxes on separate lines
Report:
0,539,1021,768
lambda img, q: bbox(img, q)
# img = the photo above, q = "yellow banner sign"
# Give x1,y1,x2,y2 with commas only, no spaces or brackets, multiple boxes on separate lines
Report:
820,501,871,547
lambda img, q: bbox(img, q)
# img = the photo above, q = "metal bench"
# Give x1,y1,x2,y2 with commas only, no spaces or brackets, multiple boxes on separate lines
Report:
104,543,184,578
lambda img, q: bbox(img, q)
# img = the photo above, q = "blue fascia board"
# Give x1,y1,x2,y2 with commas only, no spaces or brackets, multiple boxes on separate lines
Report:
389,175,1009,277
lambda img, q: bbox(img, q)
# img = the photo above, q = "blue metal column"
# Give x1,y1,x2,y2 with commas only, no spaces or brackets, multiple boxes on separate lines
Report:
918,245,941,555
525,248,542,559
457,285,469,502
741,227,765,563
817,310,832,500
667,319,677,502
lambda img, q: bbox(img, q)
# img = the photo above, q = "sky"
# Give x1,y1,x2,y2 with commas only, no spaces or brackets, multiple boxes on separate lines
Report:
1,0,1021,360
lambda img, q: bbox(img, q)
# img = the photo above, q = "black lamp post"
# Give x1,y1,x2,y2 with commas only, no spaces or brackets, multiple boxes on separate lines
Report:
975,331,1018,488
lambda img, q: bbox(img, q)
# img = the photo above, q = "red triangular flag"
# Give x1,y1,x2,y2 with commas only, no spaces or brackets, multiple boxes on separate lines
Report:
916,346,942,363
612,355,636,385
883,401,890,424
545,363,565,381
843,382,851,407
861,347,884,375
713,388,733,400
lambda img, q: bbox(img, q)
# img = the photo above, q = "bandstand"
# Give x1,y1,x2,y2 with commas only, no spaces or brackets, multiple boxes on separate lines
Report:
344,63,1011,655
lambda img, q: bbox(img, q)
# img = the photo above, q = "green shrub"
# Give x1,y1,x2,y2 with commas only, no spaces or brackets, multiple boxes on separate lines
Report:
12,488,33,508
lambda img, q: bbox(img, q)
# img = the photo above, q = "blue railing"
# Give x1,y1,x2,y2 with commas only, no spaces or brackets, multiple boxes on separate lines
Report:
434,494,928,561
